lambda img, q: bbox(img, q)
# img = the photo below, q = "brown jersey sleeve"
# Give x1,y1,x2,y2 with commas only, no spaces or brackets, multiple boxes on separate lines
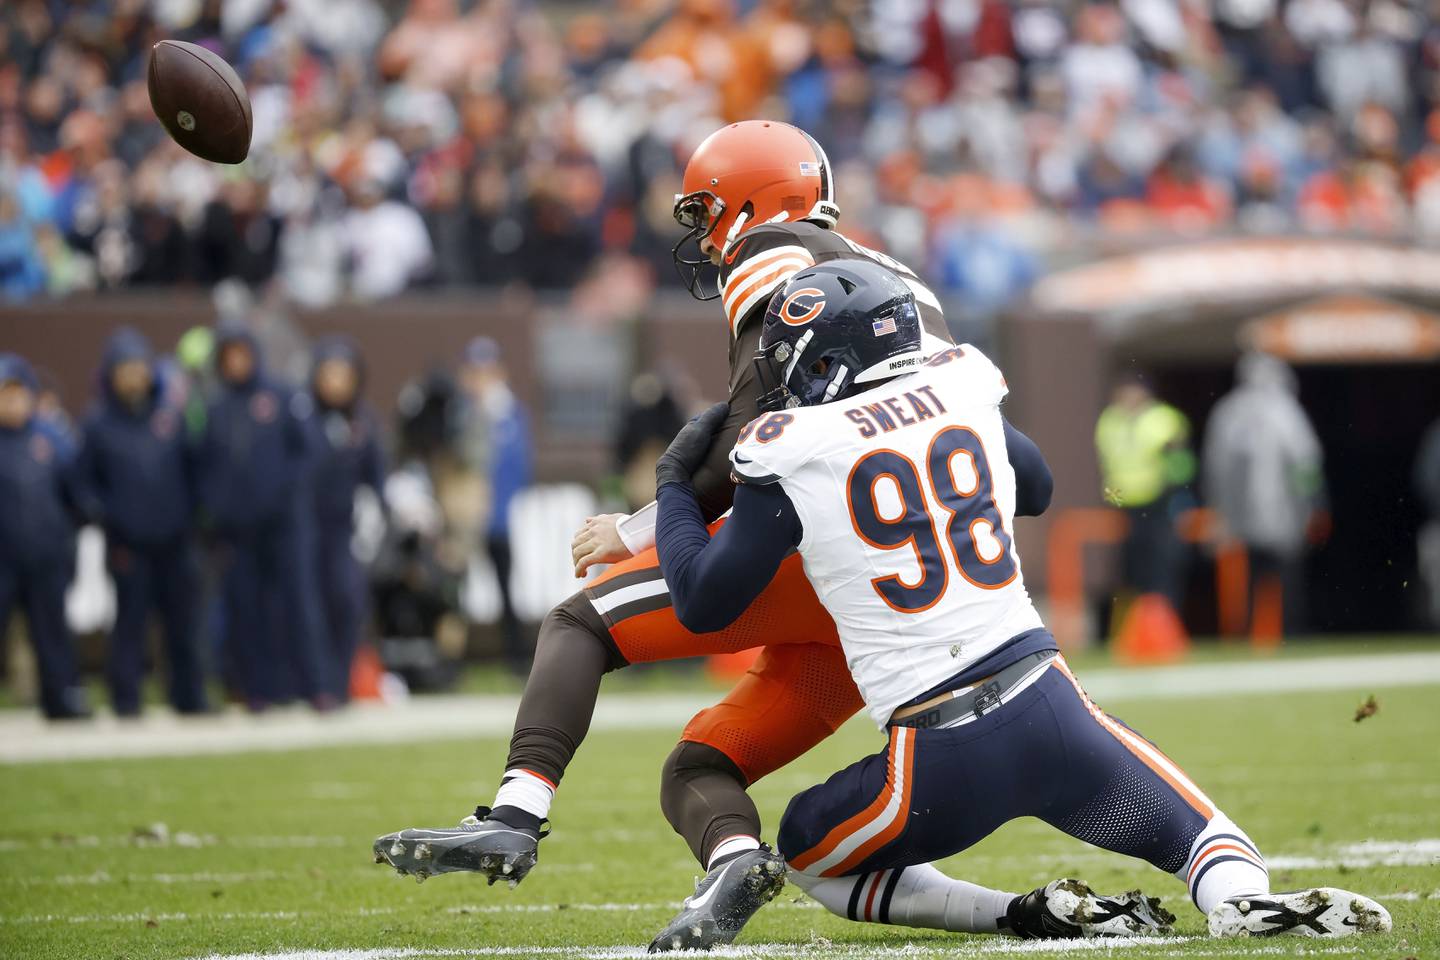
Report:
689,319,765,521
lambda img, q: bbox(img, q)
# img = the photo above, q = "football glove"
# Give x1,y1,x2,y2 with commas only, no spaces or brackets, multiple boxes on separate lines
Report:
655,402,728,490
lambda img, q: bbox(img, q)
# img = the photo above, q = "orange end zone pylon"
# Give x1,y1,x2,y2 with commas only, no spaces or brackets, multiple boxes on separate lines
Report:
1111,592,1191,664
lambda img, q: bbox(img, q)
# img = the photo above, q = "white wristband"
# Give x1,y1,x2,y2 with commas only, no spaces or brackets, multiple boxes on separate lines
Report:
616,500,659,555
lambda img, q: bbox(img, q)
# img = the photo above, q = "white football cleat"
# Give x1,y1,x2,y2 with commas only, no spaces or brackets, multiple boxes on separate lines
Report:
1208,888,1392,938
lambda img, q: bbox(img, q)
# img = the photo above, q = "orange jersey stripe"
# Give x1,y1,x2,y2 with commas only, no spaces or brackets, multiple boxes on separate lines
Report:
1053,657,1215,820
822,731,918,877
788,728,903,873
724,259,812,328
722,247,814,300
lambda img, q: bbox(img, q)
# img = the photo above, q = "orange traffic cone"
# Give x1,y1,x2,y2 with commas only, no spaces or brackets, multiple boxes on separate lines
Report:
349,643,386,701
1249,576,1284,650
1112,592,1191,664
707,648,761,680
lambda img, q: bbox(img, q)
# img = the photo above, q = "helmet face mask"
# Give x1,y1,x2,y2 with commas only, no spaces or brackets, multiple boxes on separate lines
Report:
753,262,924,414
671,190,726,301
754,336,804,413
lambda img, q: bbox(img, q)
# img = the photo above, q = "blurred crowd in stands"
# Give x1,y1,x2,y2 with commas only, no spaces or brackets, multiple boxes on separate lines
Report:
4,0,1440,319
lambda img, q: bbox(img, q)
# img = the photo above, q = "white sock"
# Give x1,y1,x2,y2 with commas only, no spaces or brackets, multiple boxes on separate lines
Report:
1177,813,1269,913
707,834,761,869
493,768,556,820
791,863,1014,933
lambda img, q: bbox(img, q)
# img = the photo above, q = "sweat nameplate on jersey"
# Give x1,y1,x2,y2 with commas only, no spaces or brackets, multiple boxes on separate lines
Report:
843,386,947,439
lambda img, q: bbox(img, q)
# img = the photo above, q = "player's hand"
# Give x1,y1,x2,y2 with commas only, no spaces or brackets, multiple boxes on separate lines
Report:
572,514,632,577
655,402,729,489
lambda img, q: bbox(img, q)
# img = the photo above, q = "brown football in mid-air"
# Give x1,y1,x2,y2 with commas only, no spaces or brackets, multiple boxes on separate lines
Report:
147,40,252,164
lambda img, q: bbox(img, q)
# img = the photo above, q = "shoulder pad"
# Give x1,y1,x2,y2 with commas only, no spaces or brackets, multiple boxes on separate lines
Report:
729,410,810,486
924,343,1009,404
719,223,818,336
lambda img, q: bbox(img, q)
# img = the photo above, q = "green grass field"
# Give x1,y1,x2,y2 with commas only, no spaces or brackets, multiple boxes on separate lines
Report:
2,657,1438,960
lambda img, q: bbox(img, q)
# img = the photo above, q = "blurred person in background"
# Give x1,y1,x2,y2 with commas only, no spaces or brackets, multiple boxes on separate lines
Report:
32,365,80,457
0,188,46,301
0,353,89,719
342,177,433,300
613,371,687,513
308,337,386,702
199,324,329,711
196,177,281,288
1095,375,1196,609
1416,413,1440,628
1203,353,1326,643
7,0,1440,317
73,328,208,717
174,325,216,438
459,338,532,671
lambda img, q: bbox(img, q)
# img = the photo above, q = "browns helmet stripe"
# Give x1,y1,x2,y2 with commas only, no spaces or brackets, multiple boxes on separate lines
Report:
797,128,832,207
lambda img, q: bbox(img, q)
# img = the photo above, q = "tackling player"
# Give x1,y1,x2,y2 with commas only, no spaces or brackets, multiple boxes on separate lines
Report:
375,122,1160,947
649,259,1393,945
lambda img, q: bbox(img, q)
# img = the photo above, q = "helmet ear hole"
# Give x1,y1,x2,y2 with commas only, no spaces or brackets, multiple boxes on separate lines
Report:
808,357,830,377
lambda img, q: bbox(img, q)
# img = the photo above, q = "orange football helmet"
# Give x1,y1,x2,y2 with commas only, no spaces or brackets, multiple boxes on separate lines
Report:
673,120,840,300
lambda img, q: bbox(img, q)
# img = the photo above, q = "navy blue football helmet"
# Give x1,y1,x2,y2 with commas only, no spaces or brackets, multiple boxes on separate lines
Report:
753,260,924,412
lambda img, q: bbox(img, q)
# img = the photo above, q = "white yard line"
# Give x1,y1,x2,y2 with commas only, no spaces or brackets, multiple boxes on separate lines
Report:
2,652,1437,764
1266,838,1440,870
177,940,1383,960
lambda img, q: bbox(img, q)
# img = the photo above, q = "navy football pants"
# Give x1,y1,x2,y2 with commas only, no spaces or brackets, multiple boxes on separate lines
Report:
0,560,82,718
315,523,364,702
779,657,1214,879
106,538,207,715
219,519,326,707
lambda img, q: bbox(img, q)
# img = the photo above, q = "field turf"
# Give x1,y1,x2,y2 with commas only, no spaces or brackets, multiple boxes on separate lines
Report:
2,657,1438,960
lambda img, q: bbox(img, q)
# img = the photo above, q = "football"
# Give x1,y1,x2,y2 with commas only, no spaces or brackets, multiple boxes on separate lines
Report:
146,40,252,164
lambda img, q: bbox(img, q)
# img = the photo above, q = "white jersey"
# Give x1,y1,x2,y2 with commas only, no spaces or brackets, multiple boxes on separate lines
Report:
729,345,1045,728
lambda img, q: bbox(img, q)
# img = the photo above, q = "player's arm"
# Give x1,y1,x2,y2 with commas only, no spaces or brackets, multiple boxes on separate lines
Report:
650,402,802,633
657,480,801,634
596,283,779,570
688,304,769,520
584,370,758,576
1004,418,1053,518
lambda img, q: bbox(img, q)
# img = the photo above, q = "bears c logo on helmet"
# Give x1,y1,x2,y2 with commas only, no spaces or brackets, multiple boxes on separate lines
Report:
780,288,826,326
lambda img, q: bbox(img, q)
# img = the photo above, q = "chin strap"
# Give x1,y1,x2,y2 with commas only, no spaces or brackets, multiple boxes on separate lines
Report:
722,210,752,254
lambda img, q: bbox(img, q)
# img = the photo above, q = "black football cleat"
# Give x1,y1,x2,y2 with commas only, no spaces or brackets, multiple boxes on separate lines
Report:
1208,888,1391,938
1005,878,1175,938
648,847,786,952
372,806,547,886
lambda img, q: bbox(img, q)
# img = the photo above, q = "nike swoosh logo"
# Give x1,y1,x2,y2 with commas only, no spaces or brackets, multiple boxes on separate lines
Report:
686,861,736,910
734,454,753,464
723,239,749,266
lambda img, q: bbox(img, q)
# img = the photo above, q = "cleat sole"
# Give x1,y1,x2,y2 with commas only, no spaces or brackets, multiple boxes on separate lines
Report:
371,830,538,885
1209,888,1392,939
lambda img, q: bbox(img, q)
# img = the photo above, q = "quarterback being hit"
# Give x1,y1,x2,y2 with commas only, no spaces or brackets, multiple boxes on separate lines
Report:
377,120,1163,948
374,121,1389,947
653,257,1391,943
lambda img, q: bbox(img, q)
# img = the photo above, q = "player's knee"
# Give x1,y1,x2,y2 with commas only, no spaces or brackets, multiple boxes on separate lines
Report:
775,788,821,865
659,741,745,811
539,592,627,673
660,740,749,827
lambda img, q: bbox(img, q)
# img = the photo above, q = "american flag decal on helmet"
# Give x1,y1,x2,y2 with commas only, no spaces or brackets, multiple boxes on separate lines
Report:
872,315,898,336
799,161,821,176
